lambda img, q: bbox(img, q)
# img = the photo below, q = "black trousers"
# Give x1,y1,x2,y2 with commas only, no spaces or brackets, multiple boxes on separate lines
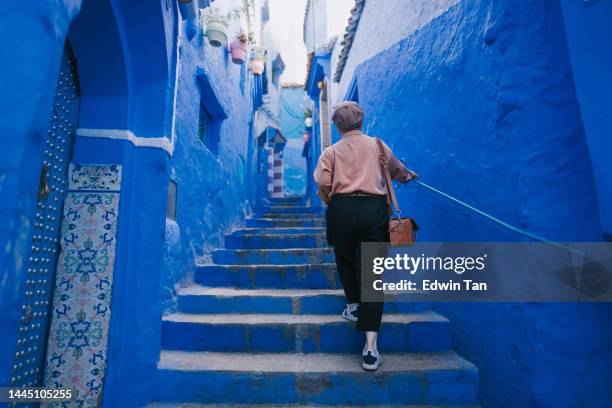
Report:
326,195,389,332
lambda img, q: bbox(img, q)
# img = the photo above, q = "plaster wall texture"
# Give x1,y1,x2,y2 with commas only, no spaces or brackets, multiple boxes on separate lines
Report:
280,87,308,140
328,39,345,107
280,87,308,196
0,0,84,387
74,2,259,404
0,1,258,404
0,0,176,403
333,0,460,102
7,1,181,404
161,3,256,305
260,26,285,129
250,22,284,138
346,0,611,406
304,0,353,54
68,138,170,408
61,2,179,405
559,0,612,238
304,0,329,53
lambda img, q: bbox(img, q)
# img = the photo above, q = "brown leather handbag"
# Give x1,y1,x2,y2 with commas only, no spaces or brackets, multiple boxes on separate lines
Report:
376,138,419,246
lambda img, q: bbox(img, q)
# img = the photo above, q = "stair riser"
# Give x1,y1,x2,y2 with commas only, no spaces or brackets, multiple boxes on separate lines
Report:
253,206,321,214
154,193,481,407
247,219,326,228
153,369,479,405
212,249,334,265
195,265,341,289
178,293,430,315
252,213,324,220
225,234,328,249
162,320,451,353
232,227,325,235
267,198,303,204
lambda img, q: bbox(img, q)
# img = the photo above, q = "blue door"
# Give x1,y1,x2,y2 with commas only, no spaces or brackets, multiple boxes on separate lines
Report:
10,45,79,391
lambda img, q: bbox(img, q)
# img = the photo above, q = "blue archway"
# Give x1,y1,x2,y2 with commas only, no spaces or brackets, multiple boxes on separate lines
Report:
68,0,174,138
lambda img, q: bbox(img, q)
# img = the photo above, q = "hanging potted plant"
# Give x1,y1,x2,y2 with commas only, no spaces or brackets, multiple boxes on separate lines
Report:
250,46,267,76
304,109,313,129
204,8,229,47
229,31,252,65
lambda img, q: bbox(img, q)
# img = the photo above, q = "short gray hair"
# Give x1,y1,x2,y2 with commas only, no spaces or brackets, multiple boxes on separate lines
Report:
331,101,364,133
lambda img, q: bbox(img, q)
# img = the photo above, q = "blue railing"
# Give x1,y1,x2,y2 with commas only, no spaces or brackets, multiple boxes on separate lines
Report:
396,178,584,255
410,180,555,244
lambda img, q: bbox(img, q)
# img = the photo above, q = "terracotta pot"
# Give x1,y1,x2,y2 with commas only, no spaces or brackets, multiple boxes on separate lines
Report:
250,59,265,76
230,40,248,64
205,19,228,47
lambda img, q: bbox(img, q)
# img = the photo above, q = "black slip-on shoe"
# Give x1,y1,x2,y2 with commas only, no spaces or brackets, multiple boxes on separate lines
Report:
362,349,383,371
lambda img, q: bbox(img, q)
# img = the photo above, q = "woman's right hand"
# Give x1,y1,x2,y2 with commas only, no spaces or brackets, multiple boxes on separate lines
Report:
403,170,418,183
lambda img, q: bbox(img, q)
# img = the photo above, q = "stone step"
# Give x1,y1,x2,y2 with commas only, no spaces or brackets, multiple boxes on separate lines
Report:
252,212,324,220
212,248,334,265
153,351,479,405
177,286,431,315
149,404,480,408
232,227,326,235
225,233,328,249
267,196,304,205
161,312,451,353
195,264,340,289
253,205,322,214
246,218,326,228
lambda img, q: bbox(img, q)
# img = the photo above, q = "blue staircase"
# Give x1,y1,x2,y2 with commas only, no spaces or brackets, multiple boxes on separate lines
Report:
150,198,480,407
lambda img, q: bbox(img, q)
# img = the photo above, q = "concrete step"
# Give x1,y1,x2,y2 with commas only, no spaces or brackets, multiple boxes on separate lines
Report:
149,404,480,408
177,286,431,315
225,233,328,249
154,351,479,405
231,227,326,235
212,248,334,265
247,218,326,228
253,205,322,214
267,196,304,205
252,212,324,220
195,264,340,289
161,312,451,353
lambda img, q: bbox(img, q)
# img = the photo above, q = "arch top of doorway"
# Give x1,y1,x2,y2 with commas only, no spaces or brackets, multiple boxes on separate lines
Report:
68,0,176,139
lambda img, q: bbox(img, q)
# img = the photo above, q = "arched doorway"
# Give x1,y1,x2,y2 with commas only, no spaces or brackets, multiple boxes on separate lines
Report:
10,0,174,403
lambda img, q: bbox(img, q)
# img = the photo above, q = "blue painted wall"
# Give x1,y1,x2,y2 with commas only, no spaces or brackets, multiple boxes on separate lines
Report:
69,138,170,408
305,53,330,208
347,0,611,406
0,0,83,388
160,9,253,307
280,87,307,196
52,1,178,405
0,1,257,406
559,0,612,239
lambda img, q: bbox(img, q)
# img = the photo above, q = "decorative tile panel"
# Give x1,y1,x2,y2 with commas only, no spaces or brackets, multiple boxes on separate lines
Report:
68,164,122,192
43,164,122,408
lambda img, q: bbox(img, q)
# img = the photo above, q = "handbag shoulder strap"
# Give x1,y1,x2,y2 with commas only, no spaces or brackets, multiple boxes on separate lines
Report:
376,138,401,218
